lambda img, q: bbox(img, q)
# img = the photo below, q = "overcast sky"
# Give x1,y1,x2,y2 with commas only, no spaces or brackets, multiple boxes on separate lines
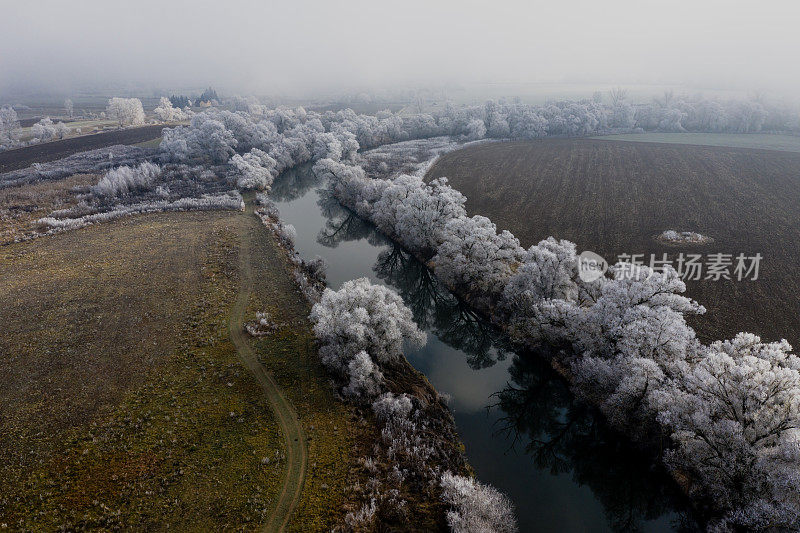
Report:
3,0,799,99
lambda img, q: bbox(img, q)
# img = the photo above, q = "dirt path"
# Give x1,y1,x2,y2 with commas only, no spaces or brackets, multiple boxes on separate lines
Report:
229,197,307,532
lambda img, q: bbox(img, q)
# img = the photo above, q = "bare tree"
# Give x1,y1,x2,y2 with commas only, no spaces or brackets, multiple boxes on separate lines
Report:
609,87,627,106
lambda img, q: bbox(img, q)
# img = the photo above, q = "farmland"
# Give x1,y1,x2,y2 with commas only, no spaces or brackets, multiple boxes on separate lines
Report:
427,138,800,348
0,125,165,173
0,209,365,530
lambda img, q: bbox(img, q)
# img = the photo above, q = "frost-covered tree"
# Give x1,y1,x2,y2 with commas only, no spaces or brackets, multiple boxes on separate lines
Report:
515,265,706,434
573,352,667,435
403,113,441,140
658,108,687,132
310,278,426,400
31,117,69,142
314,157,388,220
372,175,467,256
371,391,414,420
0,106,21,148
465,118,486,141
312,131,344,162
544,102,603,136
507,108,547,139
160,116,237,163
311,278,426,368
433,215,523,301
227,95,261,113
227,148,277,190
609,101,636,129
502,238,590,305
536,265,705,362
91,161,161,197
202,109,281,153
484,101,511,138
686,100,728,132
439,472,517,533
106,97,145,127
31,117,55,142
312,131,358,162
55,121,70,139
609,87,627,106
727,100,767,133
64,98,74,118
343,350,385,399
153,96,191,122
652,333,800,528
500,237,605,340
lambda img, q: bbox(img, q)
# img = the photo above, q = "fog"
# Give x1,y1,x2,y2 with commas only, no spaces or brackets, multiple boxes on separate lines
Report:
3,0,799,100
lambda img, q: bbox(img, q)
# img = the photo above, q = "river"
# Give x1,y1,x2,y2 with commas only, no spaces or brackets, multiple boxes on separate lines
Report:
269,163,698,532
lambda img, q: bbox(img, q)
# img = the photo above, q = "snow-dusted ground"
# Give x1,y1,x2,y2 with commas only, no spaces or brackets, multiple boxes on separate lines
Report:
657,229,713,244
361,136,490,179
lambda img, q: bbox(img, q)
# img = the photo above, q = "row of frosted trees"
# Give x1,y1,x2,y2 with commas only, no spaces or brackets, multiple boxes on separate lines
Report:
4,90,799,153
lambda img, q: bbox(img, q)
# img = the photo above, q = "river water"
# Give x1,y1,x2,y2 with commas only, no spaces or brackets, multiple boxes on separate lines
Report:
269,164,698,532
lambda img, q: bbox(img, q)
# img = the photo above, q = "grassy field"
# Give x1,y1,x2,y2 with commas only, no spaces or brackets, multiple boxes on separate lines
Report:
0,210,365,530
427,138,800,348
593,132,800,152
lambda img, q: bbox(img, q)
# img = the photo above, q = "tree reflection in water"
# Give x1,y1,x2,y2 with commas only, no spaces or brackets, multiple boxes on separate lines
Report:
373,244,511,369
268,163,322,202
315,187,390,249
308,169,699,532
494,354,699,532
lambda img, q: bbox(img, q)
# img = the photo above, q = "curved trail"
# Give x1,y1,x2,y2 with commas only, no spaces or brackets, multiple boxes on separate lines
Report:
229,197,307,532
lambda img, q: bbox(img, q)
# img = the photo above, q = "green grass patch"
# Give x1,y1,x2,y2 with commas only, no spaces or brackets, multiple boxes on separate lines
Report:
592,132,800,152
133,136,163,149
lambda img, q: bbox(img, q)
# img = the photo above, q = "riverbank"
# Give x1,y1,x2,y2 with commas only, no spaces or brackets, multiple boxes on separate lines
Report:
254,192,474,530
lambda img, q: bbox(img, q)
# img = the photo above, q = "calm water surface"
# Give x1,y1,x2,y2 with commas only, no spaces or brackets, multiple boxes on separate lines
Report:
269,165,698,533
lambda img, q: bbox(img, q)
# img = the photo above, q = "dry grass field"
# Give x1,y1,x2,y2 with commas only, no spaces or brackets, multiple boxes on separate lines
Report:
0,172,98,243
427,138,800,347
0,210,365,530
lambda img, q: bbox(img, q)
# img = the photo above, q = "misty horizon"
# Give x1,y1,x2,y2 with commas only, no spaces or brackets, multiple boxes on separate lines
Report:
3,0,800,103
